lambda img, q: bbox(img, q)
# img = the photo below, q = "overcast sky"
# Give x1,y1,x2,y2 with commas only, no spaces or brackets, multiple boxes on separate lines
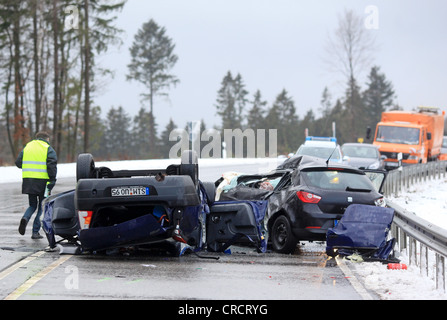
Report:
94,0,447,131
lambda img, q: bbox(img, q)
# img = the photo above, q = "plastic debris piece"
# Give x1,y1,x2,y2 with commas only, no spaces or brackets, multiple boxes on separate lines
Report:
387,263,407,270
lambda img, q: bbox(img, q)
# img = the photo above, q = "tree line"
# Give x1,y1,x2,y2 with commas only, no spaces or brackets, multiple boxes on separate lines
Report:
0,5,416,164
0,0,126,165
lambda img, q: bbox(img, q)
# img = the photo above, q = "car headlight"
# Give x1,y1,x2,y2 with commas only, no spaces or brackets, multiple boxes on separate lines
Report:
368,162,380,169
374,197,386,207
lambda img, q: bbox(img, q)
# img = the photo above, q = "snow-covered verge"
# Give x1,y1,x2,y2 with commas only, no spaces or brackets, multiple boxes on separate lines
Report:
2,159,447,299
388,176,447,230
351,176,447,300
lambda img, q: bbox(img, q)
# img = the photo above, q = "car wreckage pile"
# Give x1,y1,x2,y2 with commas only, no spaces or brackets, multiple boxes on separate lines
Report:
42,150,398,263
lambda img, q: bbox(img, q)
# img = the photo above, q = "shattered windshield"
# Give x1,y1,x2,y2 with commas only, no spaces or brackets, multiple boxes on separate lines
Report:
376,126,420,145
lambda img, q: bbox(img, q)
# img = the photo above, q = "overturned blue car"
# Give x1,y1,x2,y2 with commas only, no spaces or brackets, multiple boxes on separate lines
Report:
42,151,267,255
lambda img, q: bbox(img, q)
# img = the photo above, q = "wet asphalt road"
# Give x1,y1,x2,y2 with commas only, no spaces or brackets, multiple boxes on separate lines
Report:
0,163,377,301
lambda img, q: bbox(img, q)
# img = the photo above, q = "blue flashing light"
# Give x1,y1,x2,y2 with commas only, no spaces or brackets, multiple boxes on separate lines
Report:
306,136,337,143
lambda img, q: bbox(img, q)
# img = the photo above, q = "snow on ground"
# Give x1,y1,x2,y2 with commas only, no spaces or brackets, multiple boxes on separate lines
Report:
349,176,447,300
388,176,447,230
2,159,447,300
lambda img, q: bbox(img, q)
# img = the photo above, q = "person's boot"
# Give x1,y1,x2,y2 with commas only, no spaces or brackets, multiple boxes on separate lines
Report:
31,232,43,240
18,218,28,235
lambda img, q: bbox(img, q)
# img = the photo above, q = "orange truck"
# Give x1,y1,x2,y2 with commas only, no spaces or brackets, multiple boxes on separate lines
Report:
372,107,445,169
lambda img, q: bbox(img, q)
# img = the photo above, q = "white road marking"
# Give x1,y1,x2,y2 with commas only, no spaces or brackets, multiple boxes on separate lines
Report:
3,254,72,300
336,256,374,300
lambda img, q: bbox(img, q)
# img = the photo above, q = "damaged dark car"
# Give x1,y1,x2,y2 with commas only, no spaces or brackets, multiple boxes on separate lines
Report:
217,155,387,254
42,151,268,255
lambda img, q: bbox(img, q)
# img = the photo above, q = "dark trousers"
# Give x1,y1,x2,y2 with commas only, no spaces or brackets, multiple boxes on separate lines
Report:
23,194,44,234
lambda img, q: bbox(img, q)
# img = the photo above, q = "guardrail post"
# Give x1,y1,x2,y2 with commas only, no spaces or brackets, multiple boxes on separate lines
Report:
399,228,407,252
420,244,428,277
405,167,410,190
394,171,399,197
436,254,445,292
409,238,418,266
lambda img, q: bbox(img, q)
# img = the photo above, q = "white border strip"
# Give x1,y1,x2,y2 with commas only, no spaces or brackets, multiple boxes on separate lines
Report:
4,254,72,300
336,257,374,300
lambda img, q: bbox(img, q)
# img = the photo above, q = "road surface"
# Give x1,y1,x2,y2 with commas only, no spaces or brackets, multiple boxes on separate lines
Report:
0,164,377,301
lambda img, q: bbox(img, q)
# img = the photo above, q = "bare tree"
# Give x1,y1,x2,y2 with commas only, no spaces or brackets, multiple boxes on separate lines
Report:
325,9,377,86
325,9,378,142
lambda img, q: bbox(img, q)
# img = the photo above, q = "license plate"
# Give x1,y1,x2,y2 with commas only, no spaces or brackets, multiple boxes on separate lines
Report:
111,186,149,197
386,162,399,167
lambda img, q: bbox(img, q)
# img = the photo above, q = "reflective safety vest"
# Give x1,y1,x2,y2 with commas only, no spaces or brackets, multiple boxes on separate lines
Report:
22,140,50,180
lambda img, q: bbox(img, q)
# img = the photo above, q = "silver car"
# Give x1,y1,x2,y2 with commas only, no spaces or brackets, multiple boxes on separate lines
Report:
442,136,447,154
341,143,386,170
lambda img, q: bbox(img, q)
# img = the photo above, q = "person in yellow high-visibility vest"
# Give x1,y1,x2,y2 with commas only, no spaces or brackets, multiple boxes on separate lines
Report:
15,131,57,239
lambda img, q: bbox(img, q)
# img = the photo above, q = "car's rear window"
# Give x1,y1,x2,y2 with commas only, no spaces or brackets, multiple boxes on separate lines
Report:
301,169,374,191
297,146,341,160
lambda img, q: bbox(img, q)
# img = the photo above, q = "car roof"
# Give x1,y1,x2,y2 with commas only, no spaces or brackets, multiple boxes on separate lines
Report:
302,136,338,148
302,141,338,148
277,155,364,173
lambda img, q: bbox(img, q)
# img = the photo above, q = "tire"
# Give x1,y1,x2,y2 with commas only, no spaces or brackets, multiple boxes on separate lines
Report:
180,150,199,186
201,181,216,205
326,247,337,258
76,153,95,181
271,215,297,254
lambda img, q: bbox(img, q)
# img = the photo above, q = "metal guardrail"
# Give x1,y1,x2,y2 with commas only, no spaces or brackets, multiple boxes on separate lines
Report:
382,161,447,198
383,161,447,292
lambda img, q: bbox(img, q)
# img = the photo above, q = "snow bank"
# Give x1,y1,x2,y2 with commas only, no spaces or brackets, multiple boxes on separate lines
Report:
353,176,447,300
388,177,447,230
0,157,281,184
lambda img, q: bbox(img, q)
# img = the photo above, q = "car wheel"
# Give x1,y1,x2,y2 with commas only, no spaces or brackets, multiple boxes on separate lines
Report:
201,181,216,205
76,153,95,181
271,215,297,254
326,247,337,257
180,150,199,186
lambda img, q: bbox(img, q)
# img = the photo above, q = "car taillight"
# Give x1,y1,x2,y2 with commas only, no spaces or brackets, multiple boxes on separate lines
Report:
297,191,321,204
78,210,93,229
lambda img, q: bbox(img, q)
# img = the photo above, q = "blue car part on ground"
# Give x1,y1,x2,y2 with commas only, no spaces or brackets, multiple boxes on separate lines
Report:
326,204,396,261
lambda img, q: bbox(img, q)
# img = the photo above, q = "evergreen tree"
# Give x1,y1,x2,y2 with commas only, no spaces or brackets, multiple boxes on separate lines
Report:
315,87,334,138
127,18,179,117
132,107,159,159
87,105,107,159
233,73,249,127
363,66,395,128
159,118,177,159
216,71,237,130
215,71,248,130
247,89,267,130
319,87,332,118
104,106,131,159
342,77,366,143
270,89,299,153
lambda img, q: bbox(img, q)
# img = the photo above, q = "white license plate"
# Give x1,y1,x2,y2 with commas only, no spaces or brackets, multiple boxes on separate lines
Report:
111,186,149,197
386,162,399,167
